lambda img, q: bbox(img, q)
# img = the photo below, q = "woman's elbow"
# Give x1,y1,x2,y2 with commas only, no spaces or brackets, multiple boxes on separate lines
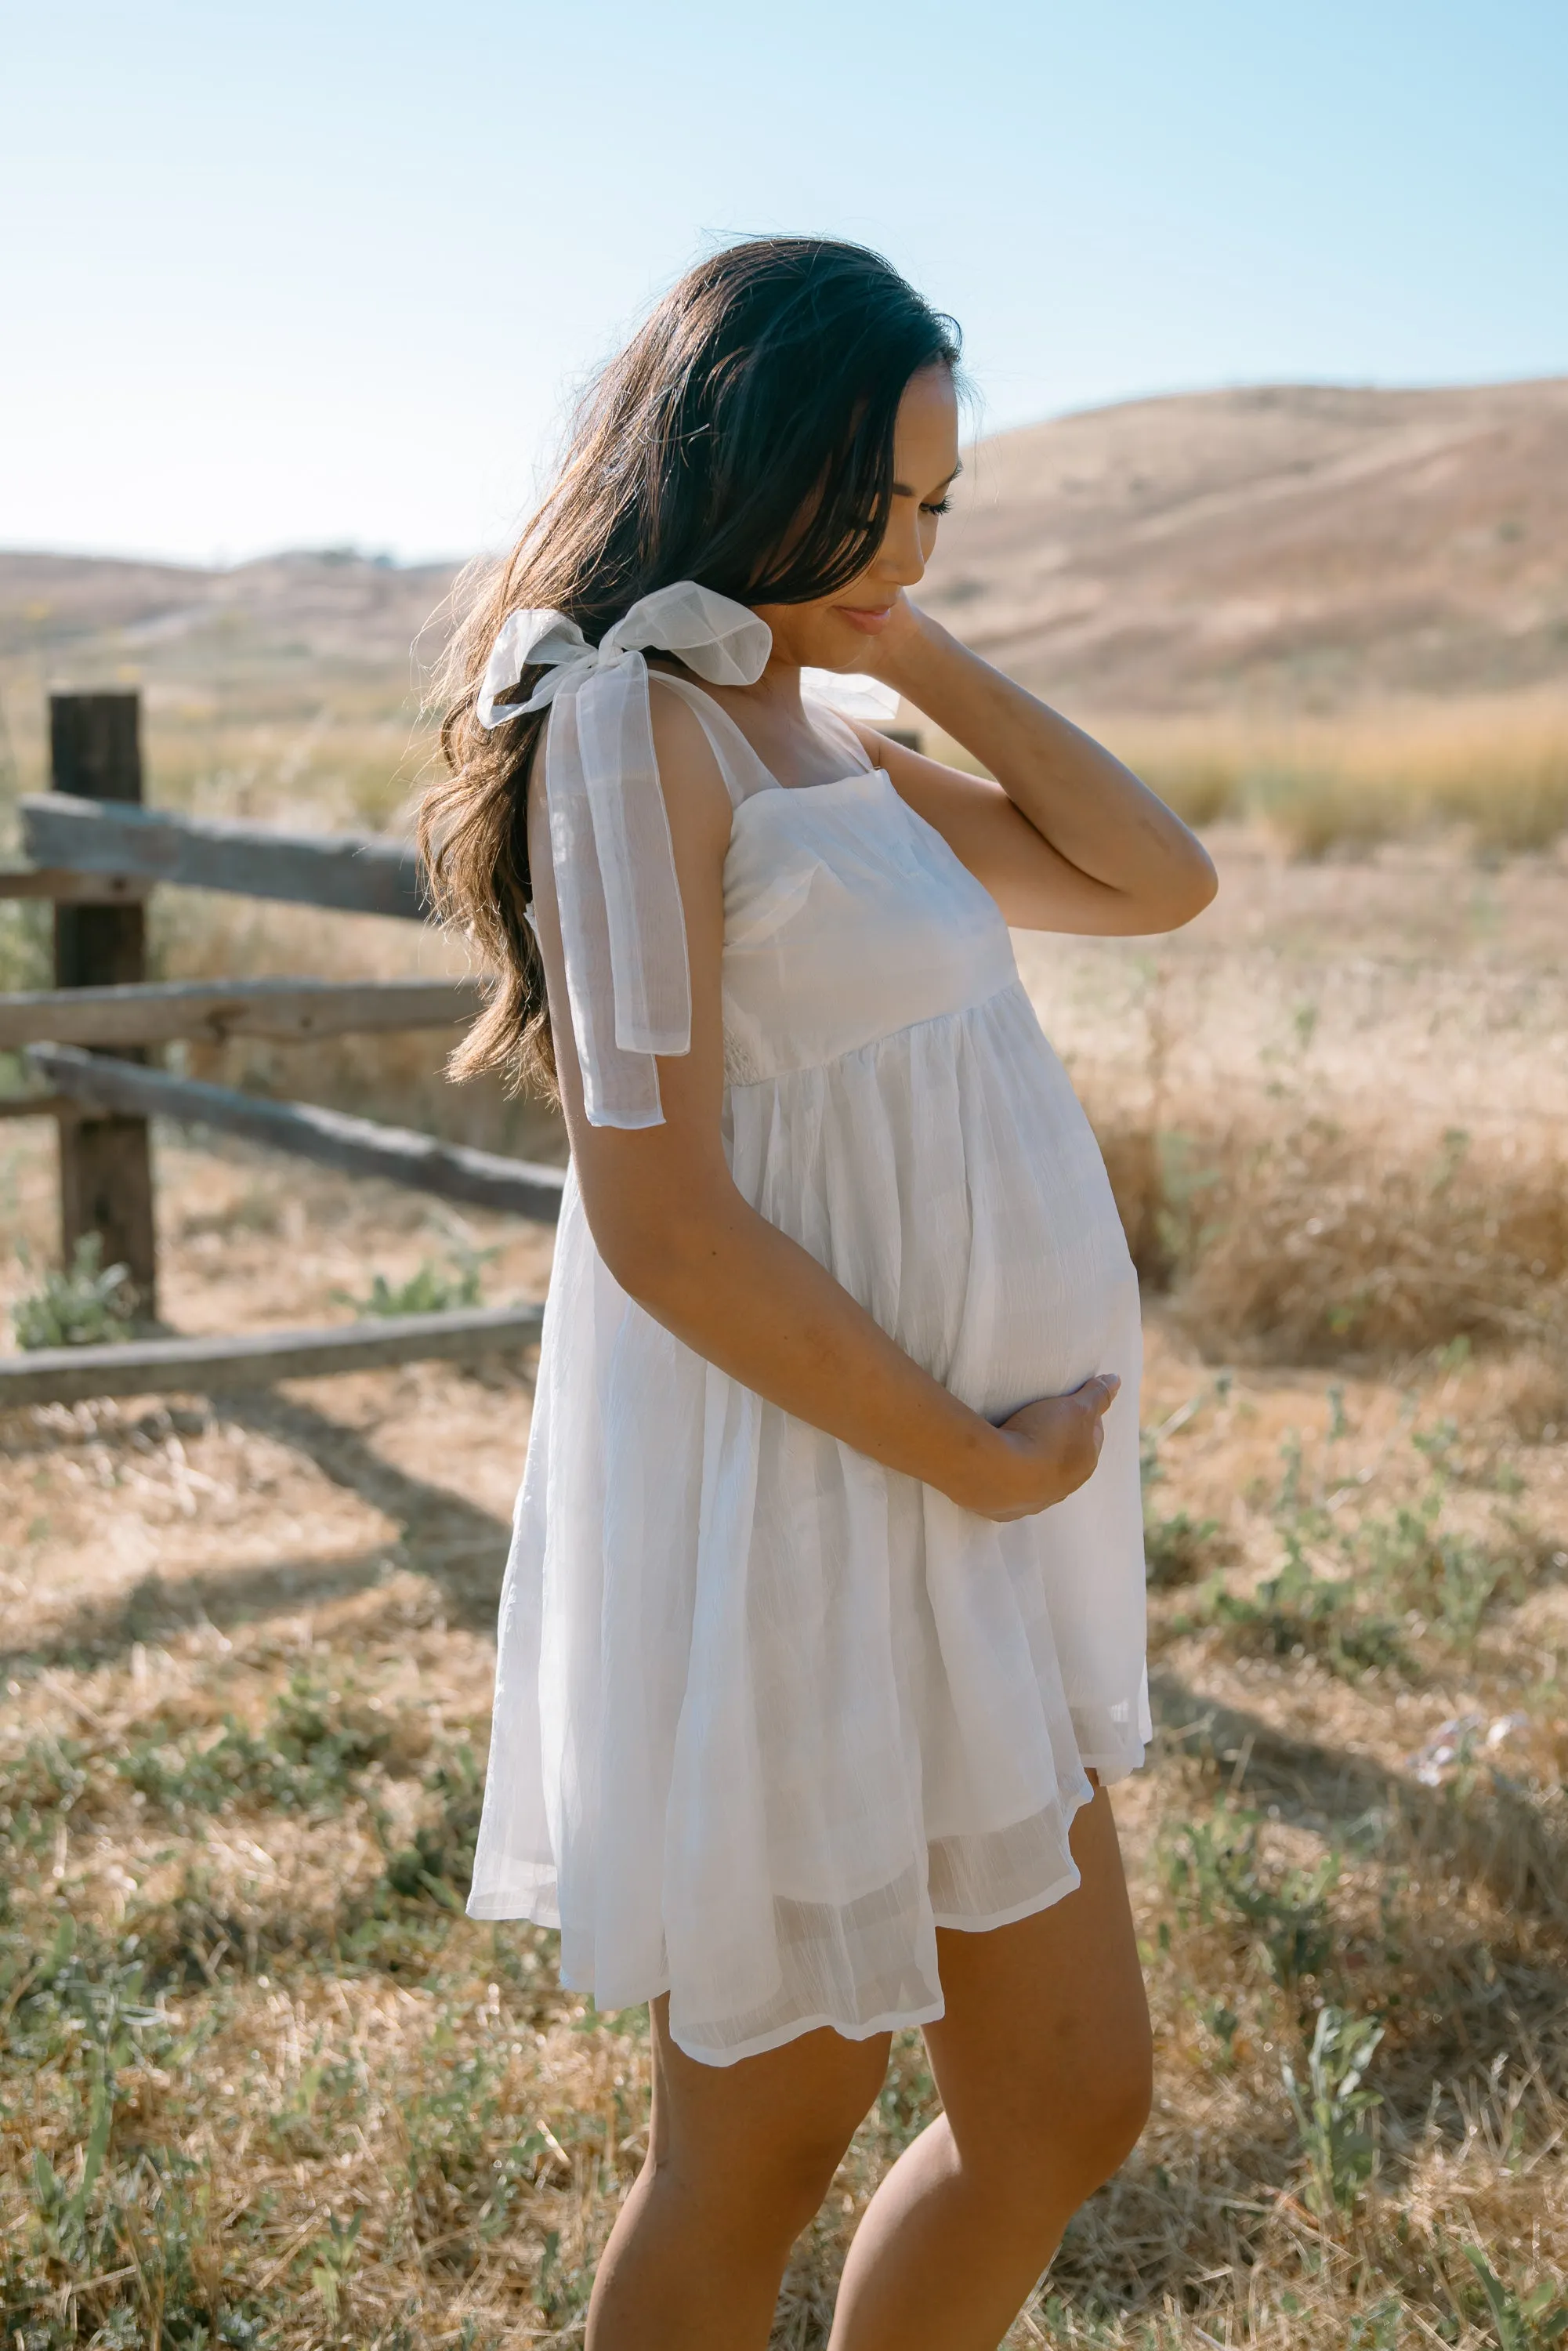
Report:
1175,841,1220,922
1140,839,1219,933
584,1187,728,1314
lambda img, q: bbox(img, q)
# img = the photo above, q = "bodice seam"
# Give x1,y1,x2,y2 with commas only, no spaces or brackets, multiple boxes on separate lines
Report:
722,974,1025,1093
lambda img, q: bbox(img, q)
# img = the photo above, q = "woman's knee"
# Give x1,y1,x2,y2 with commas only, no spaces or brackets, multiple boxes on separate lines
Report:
1074,2034,1153,2182
976,2033,1153,2212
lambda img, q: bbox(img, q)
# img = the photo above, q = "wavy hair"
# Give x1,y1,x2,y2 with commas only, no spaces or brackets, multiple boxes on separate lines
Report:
420,236,961,1095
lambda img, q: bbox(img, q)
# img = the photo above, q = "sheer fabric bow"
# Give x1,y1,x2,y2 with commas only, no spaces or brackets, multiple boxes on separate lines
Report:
476,581,772,1128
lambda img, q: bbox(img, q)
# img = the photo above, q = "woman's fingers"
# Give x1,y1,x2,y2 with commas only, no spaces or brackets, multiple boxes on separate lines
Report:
987,1373,1123,1520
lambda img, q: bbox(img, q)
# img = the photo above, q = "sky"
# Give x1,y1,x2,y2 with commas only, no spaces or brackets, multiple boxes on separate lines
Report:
2,0,1563,567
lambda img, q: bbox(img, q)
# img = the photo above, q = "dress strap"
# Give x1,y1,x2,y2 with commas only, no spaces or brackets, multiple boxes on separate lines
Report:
647,672,780,807
803,697,879,777
473,581,772,1129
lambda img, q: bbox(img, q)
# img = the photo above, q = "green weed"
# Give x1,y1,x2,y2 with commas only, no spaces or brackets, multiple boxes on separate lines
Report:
11,1233,136,1349
120,1673,395,1821
1158,1799,1338,1985
1196,1419,1521,1680
380,1741,483,1907
1203,1530,1413,1681
0,1733,92,1858
307,2208,363,2331
1282,2002,1385,2218
1144,1508,1222,1590
333,1244,497,1321
1459,2245,1568,2350
1356,1487,1517,1645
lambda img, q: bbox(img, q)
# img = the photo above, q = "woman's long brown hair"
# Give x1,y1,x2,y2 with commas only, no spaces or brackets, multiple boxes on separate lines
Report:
419,237,960,1097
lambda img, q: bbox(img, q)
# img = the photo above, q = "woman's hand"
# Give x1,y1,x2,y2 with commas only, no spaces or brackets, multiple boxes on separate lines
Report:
846,589,928,687
846,602,1219,939
950,1375,1121,1523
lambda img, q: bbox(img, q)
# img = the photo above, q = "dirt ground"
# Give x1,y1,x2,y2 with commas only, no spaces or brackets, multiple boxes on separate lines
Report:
2,838,1566,2349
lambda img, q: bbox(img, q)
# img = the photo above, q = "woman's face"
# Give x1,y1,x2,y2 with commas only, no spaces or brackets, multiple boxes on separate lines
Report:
752,362,961,672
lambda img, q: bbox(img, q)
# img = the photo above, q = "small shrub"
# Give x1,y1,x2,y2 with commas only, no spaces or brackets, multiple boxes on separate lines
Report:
120,1674,394,1820
1144,1508,1221,1589
382,1743,483,1906
334,1244,496,1321
11,1234,136,1349
1203,1534,1414,1683
1460,2245,1568,2350
1355,1476,1519,1645
1282,2003,1385,2218
1158,1799,1338,1984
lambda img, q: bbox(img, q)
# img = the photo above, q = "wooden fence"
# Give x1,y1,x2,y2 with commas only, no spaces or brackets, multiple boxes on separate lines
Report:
1,690,563,1410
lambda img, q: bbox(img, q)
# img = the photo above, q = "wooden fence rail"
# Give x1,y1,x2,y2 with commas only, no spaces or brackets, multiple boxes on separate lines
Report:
20,792,425,920
28,1045,567,1223
0,689,560,1408
0,976,481,1051
0,1302,547,1409
0,867,153,904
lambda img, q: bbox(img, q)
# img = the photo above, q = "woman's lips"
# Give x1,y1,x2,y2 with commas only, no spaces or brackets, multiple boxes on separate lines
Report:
835,605,893,635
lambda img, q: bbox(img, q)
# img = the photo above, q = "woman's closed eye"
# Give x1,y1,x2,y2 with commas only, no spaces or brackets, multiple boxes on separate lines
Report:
921,496,951,517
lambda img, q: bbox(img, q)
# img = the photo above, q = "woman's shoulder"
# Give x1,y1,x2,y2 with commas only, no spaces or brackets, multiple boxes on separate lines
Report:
646,672,736,831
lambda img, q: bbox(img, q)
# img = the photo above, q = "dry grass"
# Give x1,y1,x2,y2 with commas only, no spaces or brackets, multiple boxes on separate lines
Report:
922,695,1568,860
1106,697,1568,860
4,648,1568,2341
2,1208,1564,2347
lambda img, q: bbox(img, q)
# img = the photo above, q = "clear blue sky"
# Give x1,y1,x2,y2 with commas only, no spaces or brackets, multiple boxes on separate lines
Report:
2,0,1563,566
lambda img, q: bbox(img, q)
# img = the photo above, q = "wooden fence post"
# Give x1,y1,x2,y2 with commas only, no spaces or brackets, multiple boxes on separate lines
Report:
51,691,158,1319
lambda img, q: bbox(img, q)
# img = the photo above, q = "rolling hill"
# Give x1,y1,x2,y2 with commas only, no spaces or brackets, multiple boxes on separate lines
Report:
919,378,1568,714
2,379,1565,734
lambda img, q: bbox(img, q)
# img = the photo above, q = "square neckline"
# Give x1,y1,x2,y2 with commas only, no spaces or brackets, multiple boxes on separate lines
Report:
650,668,883,803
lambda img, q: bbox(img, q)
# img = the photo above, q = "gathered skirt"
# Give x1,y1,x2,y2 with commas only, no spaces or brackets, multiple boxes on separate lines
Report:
467,981,1149,2064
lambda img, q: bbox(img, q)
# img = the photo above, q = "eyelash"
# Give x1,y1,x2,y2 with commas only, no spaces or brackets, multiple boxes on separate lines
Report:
922,498,951,517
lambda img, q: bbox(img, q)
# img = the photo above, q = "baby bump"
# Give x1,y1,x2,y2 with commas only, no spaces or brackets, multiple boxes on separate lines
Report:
727,984,1135,1420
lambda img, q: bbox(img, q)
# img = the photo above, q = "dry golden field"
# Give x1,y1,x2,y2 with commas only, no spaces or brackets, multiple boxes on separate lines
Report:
3,821,1566,2349
2,506,1567,2345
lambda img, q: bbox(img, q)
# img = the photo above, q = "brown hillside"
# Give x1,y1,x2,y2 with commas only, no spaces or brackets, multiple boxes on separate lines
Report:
2,380,1566,733
0,548,456,687
920,379,1568,714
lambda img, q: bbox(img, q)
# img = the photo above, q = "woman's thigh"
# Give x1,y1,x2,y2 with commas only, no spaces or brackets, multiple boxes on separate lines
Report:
647,1998,893,2216
922,1784,1152,2187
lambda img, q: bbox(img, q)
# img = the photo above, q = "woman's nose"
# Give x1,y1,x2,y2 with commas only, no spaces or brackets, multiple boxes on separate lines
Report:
877,513,926,588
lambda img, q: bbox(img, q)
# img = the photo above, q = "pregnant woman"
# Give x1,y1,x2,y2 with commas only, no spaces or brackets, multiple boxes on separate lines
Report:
423,237,1216,2349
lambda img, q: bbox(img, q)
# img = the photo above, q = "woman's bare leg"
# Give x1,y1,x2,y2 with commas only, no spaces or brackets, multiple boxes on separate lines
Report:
587,2001,891,2349
827,1782,1152,2350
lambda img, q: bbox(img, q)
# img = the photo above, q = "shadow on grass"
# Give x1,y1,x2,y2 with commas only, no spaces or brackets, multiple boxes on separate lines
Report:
3,1389,512,1674
2,1544,400,1675
1150,1668,1568,1933
230,1387,511,1632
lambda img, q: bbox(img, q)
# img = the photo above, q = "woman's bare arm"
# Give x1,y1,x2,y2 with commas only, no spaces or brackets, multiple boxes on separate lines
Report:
853,600,1218,936
526,687,1117,1523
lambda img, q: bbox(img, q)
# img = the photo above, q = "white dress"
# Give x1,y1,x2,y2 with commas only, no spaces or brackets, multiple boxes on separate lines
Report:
467,661,1150,2067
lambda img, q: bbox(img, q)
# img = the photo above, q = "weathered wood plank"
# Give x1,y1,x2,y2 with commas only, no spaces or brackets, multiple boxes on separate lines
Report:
21,794,426,922
0,1303,546,1409
51,694,159,1317
0,1094,75,1122
0,867,152,904
0,976,482,1050
30,1045,567,1223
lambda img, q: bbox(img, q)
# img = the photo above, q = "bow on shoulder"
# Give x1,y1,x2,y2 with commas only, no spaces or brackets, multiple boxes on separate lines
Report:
476,581,772,1128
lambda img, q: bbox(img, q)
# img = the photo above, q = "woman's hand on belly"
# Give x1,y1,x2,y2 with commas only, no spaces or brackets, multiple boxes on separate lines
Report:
951,1374,1121,1523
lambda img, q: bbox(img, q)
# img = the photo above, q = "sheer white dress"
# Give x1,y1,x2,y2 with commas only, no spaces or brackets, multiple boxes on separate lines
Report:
465,590,1149,2067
